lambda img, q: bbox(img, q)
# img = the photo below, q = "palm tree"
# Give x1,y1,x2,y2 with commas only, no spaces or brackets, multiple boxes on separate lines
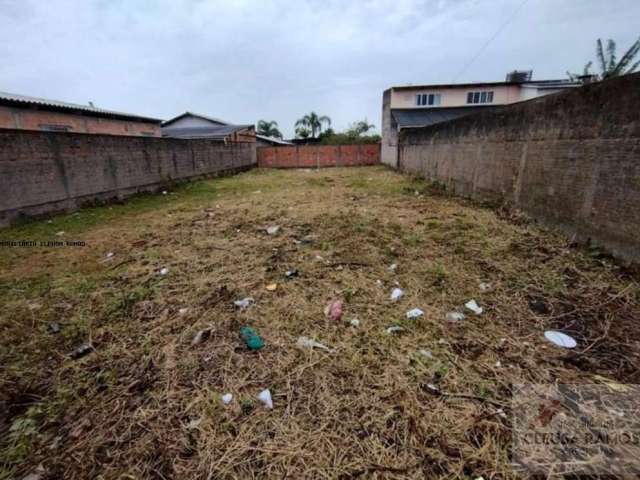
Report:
256,120,282,139
570,37,640,81
347,119,375,137
294,112,331,139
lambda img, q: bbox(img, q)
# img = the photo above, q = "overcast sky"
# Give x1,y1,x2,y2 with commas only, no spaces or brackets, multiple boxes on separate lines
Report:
0,0,638,137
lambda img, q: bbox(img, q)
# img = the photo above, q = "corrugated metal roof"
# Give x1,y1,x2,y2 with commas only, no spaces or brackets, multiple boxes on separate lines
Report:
161,124,253,139
0,91,163,123
392,106,495,128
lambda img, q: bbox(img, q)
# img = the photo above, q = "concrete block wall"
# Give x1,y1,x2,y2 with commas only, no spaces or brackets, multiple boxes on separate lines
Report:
0,130,255,226
398,73,640,263
257,144,380,168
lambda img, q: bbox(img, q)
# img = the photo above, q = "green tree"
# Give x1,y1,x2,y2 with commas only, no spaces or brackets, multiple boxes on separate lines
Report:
256,120,283,138
569,37,640,81
294,112,331,138
345,119,375,137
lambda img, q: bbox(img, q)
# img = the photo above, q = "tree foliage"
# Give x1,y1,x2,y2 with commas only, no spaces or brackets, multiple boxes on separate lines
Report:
294,112,331,138
318,119,380,145
256,120,283,139
569,37,640,81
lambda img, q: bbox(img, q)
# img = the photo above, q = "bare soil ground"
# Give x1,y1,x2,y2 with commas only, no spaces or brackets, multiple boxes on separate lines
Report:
1,166,639,479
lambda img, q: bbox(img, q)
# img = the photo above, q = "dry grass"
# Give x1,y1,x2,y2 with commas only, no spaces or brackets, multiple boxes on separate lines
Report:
1,166,639,479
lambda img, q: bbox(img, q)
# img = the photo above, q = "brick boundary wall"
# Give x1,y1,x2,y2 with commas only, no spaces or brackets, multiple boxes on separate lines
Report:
257,144,380,168
398,72,640,263
0,129,256,226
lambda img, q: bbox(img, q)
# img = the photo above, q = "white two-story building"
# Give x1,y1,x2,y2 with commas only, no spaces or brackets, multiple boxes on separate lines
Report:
381,71,582,167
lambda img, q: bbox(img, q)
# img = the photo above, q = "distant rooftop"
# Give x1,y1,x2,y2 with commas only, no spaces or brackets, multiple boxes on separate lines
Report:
0,91,162,123
161,124,254,140
161,112,230,127
388,70,581,92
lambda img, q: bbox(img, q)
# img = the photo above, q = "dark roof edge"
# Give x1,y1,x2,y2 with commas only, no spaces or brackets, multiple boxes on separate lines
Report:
162,111,231,127
389,79,580,91
0,93,162,123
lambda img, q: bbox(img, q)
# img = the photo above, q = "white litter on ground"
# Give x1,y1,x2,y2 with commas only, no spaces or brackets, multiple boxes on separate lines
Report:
296,336,332,352
388,263,398,272
386,326,404,334
266,226,280,235
222,393,233,405
406,308,424,319
234,297,255,309
390,288,404,301
159,267,169,276
544,330,577,348
178,308,189,316
479,282,492,292
446,311,466,322
258,389,273,409
465,299,483,315
350,318,360,327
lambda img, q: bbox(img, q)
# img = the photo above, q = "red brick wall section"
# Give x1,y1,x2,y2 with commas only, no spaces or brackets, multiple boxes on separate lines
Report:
0,129,256,226
257,144,380,168
397,72,640,264
0,105,161,137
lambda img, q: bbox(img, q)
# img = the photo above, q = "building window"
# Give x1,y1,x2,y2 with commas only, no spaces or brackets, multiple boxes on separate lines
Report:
416,93,441,106
39,124,72,132
466,91,494,104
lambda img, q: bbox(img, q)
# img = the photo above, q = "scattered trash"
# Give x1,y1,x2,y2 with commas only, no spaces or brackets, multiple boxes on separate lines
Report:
266,226,280,235
266,283,278,291
386,326,404,334
162,190,168,195
48,322,61,334
350,318,360,327
376,279,383,287
104,252,115,261
544,330,577,348
258,389,273,409
159,267,169,276
296,336,332,352
324,300,343,321
388,263,398,272
465,299,483,315
315,255,324,261
240,326,264,350
222,393,233,405
406,308,424,319
192,329,210,345
285,269,299,278
69,343,94,359
390,288,404,301
234,297,254,309
178,308,189,315
479,282,492,292
27,303,42,311
494,361,502,368
55,231,65,236
446,311,465,322
418,349,434,359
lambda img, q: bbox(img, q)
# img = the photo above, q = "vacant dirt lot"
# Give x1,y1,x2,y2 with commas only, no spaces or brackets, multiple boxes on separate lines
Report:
1,166,639,479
